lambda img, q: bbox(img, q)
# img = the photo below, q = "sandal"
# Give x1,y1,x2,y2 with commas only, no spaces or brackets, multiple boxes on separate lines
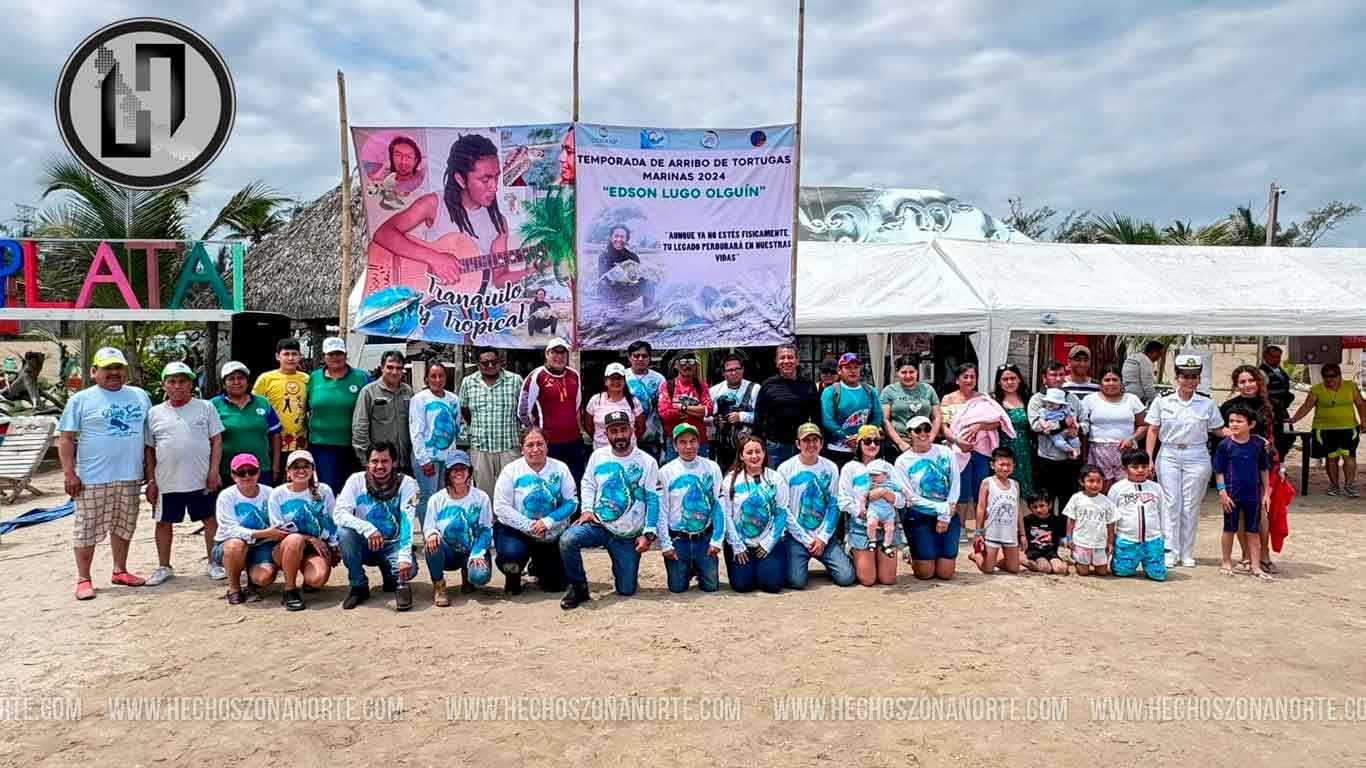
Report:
1260,560,1279,574
226,591,245,606
75,579,95,600
1233,561,1253,574
1218,567,1236,577
110,570,146,587
1250,570,1275,583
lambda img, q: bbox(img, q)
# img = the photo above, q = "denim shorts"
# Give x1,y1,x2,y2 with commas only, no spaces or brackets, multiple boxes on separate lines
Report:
846,515,904,550
957,452,991,504
905,511,961,561
210,539,278,568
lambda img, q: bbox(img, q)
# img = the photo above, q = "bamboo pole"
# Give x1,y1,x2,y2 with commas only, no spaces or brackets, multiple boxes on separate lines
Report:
570,0,581,359
572,0,581,123
789,0,805,334
337,70,354,331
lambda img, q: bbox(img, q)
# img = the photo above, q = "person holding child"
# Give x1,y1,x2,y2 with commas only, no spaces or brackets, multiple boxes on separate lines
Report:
1022,492,1068,575
1040,389,1082,458
969,446,1025,574
838,425,904,586
1214,404,1274,582
1108,449,1167,581
1062,464,1120,576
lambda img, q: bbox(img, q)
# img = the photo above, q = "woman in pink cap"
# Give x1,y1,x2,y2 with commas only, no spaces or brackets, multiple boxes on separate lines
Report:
212,453,286,605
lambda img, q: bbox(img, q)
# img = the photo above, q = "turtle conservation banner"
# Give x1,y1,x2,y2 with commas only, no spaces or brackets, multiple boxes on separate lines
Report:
350,124,575,345
573,123,797,349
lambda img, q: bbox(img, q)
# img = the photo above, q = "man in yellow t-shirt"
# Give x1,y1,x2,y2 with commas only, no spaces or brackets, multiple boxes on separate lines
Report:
252,338,310,452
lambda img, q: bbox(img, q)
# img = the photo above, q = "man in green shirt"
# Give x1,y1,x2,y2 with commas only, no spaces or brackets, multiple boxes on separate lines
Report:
307,337,370,493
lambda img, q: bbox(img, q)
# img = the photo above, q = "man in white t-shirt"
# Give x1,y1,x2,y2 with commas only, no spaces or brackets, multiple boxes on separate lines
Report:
708,353,760,470
144,362,225,585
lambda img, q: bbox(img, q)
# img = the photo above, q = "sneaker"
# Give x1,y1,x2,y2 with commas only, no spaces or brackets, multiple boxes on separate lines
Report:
560,585,590,610
1181,558,1197,568
282,588,306,611
1164,552,1177,568
1327,484,1341,497
206,563,227,581
504,572,523,596
395,583,413,612
342,586,369,610
1346,484,1360,498
144,566,174,586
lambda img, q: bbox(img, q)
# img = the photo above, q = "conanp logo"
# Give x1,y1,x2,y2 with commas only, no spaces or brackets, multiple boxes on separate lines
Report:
54,18,235,189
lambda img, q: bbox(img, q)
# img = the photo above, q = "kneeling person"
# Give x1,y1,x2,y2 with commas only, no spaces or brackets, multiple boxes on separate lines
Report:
269,450,341,610
424,451,493,606
656,424,725,593
335,442,421,610
213,453,285,604
777,423,855,588
561,411,660,609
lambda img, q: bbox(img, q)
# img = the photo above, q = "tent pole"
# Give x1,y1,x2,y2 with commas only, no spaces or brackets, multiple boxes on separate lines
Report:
788,0,805,334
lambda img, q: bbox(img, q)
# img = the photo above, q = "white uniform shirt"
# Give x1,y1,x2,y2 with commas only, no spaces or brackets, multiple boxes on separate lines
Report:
1145,392,1224,449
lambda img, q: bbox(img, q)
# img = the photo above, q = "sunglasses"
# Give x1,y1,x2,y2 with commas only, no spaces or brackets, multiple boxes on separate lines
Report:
911,426,934,434
232,467,259,478
860,438,882,445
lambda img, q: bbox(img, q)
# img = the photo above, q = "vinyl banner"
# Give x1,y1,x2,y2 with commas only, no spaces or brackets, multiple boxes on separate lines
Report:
574,123,796,349
351,124,575,345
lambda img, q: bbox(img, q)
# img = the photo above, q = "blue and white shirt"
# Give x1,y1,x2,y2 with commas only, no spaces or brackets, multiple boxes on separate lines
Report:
776,454,840,546
58,384,152,484
721,467,788,553
581,446,660,539
625,368,666,444
423,487,493,560
214,484,273,544
409,389,463,468
895,444,959,523
269,483,339,545
492,457,578,541
656,456,726,552
333,472,420,565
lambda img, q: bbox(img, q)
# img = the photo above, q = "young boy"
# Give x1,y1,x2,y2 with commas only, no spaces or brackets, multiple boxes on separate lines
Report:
253,338,310,453
1062,464,1118,576
1214,404,1273,582
1022,492,1068,574
971,447,1024,573
1107,449,1167,581
862,460,899,556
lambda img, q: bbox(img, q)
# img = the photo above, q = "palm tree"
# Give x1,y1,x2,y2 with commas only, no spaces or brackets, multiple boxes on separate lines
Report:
199,181,290,243
519,187,576,282
1225,205,1298,246
1161,218,1235,245
1090,213,1163,244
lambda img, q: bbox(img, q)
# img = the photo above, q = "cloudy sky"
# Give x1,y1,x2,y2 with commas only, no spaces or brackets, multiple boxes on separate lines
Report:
3,0,1364,244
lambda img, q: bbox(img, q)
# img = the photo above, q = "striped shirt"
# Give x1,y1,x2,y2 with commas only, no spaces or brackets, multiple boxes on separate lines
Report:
459,369,524,453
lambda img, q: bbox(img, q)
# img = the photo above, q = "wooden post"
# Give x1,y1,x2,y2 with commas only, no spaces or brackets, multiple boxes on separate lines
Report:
337,70,354,331
789,0,805,334
572,0,581,122
1265,182,1281,247
569,0,581,351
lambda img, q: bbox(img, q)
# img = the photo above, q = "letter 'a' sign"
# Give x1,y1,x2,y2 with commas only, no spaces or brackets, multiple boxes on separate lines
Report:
55,18,235,189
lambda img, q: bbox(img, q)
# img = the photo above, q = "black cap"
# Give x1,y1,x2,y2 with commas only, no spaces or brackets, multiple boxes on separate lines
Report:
674,349,699,364
604,410,632,428
820,359,838,374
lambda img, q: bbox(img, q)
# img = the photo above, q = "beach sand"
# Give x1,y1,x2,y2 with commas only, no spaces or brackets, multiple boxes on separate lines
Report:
2,454,1365,767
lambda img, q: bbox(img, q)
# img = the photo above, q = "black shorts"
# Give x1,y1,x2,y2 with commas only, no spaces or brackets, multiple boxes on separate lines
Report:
1025,548,1059,561
1311,427,1359,459
1222,497,1262,534
155,490,216,524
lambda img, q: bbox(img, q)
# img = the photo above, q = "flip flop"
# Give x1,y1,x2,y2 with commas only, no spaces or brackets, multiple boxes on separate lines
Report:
110,570,146,587
1219,567,1236,576
75,579,95,600
1260,560,1280,574
1233,561,1253,574
1250,571,1275,583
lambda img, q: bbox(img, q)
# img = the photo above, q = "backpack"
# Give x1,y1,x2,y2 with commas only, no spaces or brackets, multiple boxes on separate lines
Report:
828,381,876,438
720,381,757,448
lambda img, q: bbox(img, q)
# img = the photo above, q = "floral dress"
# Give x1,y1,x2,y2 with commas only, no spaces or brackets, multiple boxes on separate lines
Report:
1002,406,1036,501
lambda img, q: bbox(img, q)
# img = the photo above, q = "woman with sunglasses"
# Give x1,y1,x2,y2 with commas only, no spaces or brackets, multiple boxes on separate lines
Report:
1291,362,1366,497
423,450,492,606
838,425,905,585
992,364,1037,502
895,416,961,579
267,450,340,610
1145,354,1228,568
212,453,285,604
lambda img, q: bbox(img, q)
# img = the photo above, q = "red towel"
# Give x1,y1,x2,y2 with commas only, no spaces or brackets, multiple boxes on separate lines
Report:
1269,468,1294,553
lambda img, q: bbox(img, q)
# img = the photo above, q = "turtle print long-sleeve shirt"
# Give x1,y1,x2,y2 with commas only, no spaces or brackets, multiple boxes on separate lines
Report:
333,473,420,565
580,446,661,539
776,454,841,547
268,483,339,545
423,487,493,560
491,457,578,541
656,456,726,552
721,467,789,553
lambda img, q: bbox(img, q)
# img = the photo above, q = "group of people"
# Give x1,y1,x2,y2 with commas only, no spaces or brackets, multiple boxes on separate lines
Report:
56,335,1357,605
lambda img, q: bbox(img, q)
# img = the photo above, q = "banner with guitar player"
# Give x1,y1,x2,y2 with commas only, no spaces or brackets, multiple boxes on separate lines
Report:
573,123,796,350
350,124,575,346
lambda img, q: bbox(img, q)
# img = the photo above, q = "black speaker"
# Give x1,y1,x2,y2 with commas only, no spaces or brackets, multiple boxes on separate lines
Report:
231,311,291,385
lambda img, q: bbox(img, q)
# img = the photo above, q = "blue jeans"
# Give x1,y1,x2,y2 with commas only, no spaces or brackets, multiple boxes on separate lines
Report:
424,540,491,585
311,443,357,497
548,440,588,486
783,534,856,588
663,442,709,463
663,533,720,593
766,441,797,470
725,542,787,593
559,522,641,596
493,523,567,591
414,460,447,520
338,528,419,589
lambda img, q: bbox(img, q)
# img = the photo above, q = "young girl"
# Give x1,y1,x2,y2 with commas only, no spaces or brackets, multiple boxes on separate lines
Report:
267,450,340,610
1062,464,1119,576
1022,492,1069,575
971,447,1024,574
862,460,900,556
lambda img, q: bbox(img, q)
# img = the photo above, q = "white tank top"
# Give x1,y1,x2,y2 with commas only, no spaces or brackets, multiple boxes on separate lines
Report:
983,477,1020,544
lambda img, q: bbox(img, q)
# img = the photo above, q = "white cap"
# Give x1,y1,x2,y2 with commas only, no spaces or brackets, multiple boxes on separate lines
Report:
907,415,932,430
545,337,571,353
92,347,128,368
604,362,628,378
322,337,347,355
1174,353,1203,373
220,361,249,378
1043,387,1067,404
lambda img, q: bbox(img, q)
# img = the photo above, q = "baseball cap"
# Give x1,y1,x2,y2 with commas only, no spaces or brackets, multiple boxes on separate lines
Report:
220,360,250,378
229,453,259,472
604,362,628,378
1068,344,1091,359
674,350,699,365
1044,388,1067,404
856,424,883,442
604,410,633,429
447,449,472,468
322,337,347,355
819,359,838,374
672,423,699,441
907,415,932,431
286,449,315,468
1174,353,1203,373
838,352,861,367
796,422,823,440
545,337,571,353
161,361,194,380
92,347,128,368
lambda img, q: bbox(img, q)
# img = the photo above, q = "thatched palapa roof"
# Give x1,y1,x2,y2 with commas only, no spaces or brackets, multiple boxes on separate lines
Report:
242,182,369,323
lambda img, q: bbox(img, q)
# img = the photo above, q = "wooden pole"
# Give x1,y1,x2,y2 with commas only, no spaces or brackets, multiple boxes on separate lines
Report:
572,0,581,122
789,0,805,333
1265,181,1281,247
337,70,354,331
570,0,581,359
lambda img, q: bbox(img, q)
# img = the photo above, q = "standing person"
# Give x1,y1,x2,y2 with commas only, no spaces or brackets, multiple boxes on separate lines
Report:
817,360,838,393
656,424,727,593
992,363,1036,502
352,350,415,474
624,341,666,461
1123,341,1165,404
581,363,644,450
1081,365,1148,491
1214,405,1274,582
777,423,856,589
1108,449,1168,581
213,361,282,486
518,337,585,482
422,451,492,606
212,454,284,605
1261,345,1296,459
306,337,369,494
969,447,1025,575
754,343,820,469
722,436,790,594
59,347,154,600
819,352,881,469
881,356,941,456
409,363,462,515
1062,465,1119,576
492,427,577,595
1290,361,1366,497
459,347,523,493
1061,345,1100,398
1145,353,1227,568
657,350,713,463
334,442,421,611
1222,365,1283,573
561,411,660,609
709,353,760,471
941,363,1013,539
838,426,902,586
1029,361,1086,514
268,450,340,611
896,416,962,581
252,337,310,453
143,362,225,585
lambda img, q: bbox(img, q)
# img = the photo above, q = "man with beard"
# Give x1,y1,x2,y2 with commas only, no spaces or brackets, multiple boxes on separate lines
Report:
754,344,820,469
559,412,660,609
334,442,422,611
596,225,655,309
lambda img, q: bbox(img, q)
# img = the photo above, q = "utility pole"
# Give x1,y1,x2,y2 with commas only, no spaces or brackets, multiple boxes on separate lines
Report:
1265,182,1283,246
